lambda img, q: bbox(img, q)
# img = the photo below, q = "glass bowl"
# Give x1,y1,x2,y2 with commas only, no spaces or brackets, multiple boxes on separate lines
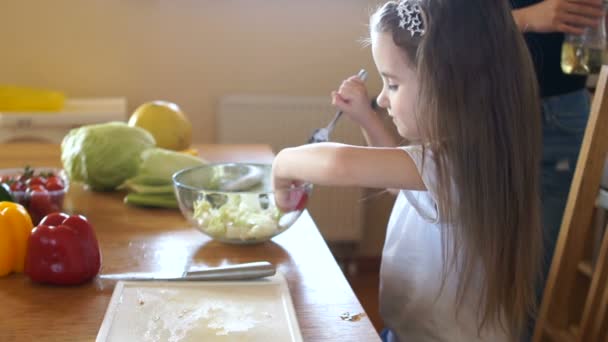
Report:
172,163,311,244
0,167,69,225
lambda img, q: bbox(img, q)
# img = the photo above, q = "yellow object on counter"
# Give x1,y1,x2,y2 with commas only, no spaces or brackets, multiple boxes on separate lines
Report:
128,101,193,151
0,86,65,112
0,202,34,276
179,148,199,156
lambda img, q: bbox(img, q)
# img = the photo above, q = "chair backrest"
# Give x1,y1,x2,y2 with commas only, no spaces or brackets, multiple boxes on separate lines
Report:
533,66,608,342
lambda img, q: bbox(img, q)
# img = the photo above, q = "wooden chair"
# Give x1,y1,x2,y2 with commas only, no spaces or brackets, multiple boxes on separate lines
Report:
533,65,608,341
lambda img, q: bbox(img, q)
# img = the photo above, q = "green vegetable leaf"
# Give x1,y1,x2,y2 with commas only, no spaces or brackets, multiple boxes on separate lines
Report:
61,122,156,191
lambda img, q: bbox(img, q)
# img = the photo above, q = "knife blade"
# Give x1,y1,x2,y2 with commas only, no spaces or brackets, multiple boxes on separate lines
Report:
99,261,276,281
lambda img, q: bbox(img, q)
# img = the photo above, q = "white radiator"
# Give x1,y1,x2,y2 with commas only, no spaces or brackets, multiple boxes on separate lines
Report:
216,95,366,242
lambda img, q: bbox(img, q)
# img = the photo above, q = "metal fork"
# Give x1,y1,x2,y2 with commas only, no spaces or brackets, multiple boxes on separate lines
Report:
308,69,369,143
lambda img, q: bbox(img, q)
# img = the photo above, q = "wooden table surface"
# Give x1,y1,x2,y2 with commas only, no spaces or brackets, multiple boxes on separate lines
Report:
0,143,380,342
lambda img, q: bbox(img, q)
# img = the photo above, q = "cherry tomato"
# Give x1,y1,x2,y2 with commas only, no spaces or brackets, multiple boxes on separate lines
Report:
27,184,47,192
27,176,47,187
28,189,60,225
10,181,26,192
45,176,65,191
0,175,13,183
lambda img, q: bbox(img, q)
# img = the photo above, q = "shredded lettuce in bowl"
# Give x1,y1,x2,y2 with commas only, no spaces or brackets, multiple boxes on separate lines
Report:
192,193,282,242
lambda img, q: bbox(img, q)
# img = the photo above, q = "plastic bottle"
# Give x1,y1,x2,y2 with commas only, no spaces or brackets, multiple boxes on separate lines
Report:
561,2,607,75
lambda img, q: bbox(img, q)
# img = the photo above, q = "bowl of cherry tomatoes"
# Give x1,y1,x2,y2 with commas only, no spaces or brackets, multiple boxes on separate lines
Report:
0,166,69,224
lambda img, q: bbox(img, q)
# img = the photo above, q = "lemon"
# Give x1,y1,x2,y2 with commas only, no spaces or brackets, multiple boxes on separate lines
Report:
128,101,192,151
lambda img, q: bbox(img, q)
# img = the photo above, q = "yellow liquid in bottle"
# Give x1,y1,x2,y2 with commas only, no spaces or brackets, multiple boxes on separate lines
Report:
561,42,606,75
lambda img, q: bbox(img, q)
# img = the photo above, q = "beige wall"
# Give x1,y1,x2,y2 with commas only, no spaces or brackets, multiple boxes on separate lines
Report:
1,0,389,256
1,0,384,141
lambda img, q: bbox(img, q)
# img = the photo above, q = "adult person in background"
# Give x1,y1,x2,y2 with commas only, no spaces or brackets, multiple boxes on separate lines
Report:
511,0,604,339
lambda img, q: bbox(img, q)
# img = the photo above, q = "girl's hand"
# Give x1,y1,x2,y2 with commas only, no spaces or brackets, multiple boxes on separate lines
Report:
518,0,603,35
271,153,306,212
331,75,376,128
273,179,309,213
272,175,292,212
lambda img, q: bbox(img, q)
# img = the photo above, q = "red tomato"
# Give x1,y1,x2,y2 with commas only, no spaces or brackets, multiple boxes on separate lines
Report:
0,175,13,183
27,184,46,192
28,189,60,225
45,176,65,191
10,181,26,192
27,176,47,187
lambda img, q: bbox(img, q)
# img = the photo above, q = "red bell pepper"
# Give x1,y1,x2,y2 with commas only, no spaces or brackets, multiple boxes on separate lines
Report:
24,213,101,285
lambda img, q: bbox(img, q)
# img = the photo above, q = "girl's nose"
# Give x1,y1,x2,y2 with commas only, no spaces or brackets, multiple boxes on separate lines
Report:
376,91,389,109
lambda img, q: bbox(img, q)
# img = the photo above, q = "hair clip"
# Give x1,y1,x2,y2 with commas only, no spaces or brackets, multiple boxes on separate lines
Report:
397,0,425,37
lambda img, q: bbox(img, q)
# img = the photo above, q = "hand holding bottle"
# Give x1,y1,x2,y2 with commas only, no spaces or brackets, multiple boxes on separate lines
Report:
515,0,603,35
561,0,607,74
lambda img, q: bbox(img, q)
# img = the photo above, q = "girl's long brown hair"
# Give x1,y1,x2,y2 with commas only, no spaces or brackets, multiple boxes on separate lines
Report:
372,0,542,337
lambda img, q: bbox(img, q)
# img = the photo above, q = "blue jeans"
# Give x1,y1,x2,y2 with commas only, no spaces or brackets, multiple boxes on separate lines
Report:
540,89,590,276
523,89,591,341
380,328,396,342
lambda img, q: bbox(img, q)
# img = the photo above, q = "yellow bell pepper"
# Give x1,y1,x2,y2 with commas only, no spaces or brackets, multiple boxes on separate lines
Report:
0,202,34,276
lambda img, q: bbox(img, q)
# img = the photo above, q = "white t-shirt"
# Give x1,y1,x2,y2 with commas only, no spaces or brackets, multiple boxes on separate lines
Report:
379,145,511,342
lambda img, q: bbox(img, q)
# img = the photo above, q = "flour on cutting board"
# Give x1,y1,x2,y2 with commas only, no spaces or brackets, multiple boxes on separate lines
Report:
98,276,302,342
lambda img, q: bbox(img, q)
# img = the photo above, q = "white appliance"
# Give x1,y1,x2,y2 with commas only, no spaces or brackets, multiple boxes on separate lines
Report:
0,98,127,143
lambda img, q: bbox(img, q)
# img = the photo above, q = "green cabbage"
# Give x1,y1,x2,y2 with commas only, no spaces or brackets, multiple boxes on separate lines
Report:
61,122,156,191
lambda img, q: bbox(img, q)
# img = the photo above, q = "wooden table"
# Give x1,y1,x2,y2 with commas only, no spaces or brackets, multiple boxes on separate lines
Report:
0,143,379,342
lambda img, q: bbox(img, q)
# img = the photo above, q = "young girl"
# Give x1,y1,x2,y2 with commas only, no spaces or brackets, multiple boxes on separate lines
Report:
272,0,543,341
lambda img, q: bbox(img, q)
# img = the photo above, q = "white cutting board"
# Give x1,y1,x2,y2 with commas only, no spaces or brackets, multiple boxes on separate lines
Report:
96,273,302,342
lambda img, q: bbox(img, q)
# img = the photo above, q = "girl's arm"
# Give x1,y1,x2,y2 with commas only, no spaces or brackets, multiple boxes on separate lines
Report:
272,142,425,191
332,75,399,148
512,0,603,35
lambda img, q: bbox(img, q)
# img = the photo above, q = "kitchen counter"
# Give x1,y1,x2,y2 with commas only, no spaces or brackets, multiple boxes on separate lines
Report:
0,143,380,341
